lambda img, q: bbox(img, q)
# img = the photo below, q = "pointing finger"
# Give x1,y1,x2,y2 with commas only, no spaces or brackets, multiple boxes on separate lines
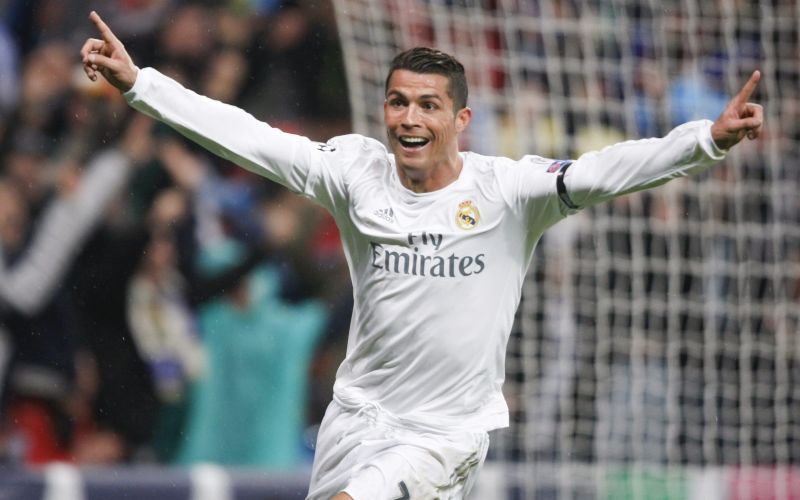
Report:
731,70,761,109
89,11,121,46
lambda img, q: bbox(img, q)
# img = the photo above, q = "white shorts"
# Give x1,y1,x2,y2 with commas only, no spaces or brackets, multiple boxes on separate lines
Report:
306,399,490,500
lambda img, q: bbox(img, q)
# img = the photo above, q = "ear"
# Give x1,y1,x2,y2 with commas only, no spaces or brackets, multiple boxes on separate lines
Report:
455,107,472,134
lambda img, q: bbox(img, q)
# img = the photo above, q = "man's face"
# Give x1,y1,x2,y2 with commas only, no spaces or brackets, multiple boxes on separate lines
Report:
384,69,470,180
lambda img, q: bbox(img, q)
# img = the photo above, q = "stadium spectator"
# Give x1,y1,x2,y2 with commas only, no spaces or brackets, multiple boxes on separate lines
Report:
125,187,205,462
176,190,329,468
0,0,349,467
0,113,155,463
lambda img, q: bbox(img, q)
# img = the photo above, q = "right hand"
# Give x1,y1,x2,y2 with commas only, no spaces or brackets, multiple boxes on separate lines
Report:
80,11,139,92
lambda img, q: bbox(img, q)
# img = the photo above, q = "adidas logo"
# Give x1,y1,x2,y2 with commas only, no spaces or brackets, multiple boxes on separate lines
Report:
373,207,395,222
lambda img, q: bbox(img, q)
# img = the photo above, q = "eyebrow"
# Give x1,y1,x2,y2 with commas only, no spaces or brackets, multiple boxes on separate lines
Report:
386,90,443,101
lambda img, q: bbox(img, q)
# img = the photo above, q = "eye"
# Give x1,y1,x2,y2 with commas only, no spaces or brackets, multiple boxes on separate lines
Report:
423,102,438,111
389,98,406,108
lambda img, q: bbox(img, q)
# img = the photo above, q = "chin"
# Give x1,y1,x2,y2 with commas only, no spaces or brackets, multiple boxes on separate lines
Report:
397,155,427,173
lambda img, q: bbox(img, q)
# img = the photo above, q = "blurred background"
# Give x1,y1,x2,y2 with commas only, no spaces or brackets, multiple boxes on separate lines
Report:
0,0,798,499
0,0,351,497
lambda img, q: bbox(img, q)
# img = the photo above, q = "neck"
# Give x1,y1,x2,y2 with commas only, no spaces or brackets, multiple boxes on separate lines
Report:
397,151,463,193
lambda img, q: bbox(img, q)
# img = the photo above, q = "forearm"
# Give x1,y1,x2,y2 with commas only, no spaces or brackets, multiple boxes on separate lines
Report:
0,150,132,314
124,68,317,193
564,120,727,208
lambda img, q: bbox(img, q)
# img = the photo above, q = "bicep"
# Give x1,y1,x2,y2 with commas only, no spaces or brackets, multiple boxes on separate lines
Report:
126,68,327,194
503,156,577,231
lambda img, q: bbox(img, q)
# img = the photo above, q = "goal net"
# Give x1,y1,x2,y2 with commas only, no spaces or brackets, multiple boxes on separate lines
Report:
332,0,800,498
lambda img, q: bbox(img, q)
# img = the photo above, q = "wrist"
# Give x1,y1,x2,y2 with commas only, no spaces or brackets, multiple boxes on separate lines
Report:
121,65,139,93
710,122,731,151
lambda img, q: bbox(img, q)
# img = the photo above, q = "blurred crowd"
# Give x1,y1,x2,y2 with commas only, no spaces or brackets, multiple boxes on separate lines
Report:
0,0,353,468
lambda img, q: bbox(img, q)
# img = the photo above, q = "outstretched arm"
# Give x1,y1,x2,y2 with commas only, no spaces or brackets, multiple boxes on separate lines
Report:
554,71,764,210
80,10,349,212
80,11,138,92
710,70,764,150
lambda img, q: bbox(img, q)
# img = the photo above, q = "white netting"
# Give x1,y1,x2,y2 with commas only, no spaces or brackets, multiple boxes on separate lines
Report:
332,0,800,497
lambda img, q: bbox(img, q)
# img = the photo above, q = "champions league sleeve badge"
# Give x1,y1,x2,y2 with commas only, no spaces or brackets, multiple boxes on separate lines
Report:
456,200,480,230
547,159,572,173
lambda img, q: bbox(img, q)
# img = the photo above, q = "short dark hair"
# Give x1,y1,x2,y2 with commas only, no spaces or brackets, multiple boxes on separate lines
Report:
385,47,468,110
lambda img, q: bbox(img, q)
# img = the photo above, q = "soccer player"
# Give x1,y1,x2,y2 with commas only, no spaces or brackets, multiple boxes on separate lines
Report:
81,10,762,500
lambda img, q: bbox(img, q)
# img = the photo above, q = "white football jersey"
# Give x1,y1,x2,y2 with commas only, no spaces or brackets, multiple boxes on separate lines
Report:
126,68,727,433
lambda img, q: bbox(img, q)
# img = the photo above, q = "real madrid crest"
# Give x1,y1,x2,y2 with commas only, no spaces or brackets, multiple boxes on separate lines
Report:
456,200,480,230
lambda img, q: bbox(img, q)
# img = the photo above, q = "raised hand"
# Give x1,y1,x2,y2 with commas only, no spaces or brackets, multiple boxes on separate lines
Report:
710,70,764,150
80,11,138,92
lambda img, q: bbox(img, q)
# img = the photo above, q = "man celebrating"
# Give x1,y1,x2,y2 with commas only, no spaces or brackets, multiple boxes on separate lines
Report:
82,10,762,500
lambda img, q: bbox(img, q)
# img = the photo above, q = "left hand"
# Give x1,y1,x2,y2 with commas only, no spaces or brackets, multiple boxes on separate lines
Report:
710,70,764,150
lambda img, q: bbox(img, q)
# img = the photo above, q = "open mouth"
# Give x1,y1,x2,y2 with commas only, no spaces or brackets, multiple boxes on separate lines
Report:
398,136,430,149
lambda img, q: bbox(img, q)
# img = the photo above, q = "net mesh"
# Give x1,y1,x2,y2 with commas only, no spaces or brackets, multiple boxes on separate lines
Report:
332,0,800,497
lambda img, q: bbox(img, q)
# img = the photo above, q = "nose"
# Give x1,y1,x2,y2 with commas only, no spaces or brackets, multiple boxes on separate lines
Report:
401,104,421,128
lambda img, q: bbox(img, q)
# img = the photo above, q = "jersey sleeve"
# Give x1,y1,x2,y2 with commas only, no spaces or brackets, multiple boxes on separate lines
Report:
495,154,578,233
562,119,727,208
501,119,727,231
123,67,351,213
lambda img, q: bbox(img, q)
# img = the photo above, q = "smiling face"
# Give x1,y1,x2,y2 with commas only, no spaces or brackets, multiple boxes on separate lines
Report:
384,69,471,192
